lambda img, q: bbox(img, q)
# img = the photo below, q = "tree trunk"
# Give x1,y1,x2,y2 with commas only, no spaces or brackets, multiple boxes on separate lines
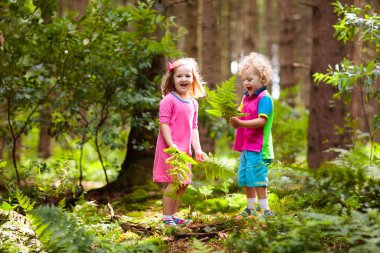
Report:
198,0,219,153
265,0,274,58
108,62,163,193
219,0,231,81
38,108,52,159
307,0,353,168
295,0,313,107
229,0,245,101
241,0,257,56
279,0,297,106
162,0,198,58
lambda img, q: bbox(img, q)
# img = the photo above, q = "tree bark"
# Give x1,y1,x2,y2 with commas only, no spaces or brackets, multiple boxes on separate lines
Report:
219,0,231,81
265,0,274,58
38,108,52,159
198,0,219,153
295,0,313,107
279,0,297,106
241,0,257,57
307,0,353,168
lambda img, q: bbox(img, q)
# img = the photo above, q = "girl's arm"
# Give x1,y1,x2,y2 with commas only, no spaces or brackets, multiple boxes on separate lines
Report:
191,128,204,162
160,124,176,148
230,116,267,129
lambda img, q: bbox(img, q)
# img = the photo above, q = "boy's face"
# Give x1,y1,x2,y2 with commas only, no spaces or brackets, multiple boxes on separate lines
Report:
241,69,263,96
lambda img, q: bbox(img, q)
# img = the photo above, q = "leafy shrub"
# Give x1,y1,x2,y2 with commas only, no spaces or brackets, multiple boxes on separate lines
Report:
271,99,308,163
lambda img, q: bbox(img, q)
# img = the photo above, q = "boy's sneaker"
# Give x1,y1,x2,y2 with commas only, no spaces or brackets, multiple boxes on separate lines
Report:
162,219,177,227
236,207,258,219
262,209,274,217
172,216,192,226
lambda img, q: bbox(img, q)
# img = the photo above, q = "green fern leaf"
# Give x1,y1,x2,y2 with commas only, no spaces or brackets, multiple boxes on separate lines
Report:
29,205,94,253
205,75,247,122
164,147,197,191
194,153,236,181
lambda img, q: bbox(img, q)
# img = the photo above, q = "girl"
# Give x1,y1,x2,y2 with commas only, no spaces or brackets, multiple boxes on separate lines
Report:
153,58,205,227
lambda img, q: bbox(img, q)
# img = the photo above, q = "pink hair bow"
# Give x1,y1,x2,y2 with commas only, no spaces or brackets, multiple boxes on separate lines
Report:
167,61,174,72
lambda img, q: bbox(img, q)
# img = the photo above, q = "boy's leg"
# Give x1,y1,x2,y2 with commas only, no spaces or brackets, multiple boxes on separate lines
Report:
256,186,269,209
256,186,273,216
245,186,257,210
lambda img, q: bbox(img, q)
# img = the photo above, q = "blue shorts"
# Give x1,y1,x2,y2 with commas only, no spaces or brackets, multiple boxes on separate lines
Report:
238,150,271,187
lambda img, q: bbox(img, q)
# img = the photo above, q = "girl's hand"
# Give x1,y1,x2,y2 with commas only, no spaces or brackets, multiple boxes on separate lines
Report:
195,150,205,162
230,117,241,128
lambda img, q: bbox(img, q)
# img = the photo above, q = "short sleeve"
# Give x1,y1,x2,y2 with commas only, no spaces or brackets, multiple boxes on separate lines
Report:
159,97,173,124
237,97,244,112
192,99,198,129
258,96,272,119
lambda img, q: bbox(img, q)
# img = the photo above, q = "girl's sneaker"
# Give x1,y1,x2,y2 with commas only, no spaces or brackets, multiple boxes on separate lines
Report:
162,218,177,227
172,216,192,226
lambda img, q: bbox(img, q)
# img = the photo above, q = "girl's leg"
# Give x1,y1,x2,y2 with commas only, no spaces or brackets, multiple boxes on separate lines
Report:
171,185,187,215
163,184,176,216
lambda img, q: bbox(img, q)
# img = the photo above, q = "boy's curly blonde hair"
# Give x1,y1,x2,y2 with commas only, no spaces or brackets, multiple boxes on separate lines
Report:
161,57,206,98
239,52,273,85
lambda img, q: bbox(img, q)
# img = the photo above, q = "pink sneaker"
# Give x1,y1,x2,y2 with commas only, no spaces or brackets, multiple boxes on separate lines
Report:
172,216,192,226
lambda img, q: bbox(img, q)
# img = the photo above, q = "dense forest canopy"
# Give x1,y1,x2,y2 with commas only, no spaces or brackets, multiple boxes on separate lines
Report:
0,0,379,252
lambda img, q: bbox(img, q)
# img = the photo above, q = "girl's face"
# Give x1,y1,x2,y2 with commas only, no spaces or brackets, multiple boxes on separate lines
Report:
173,64,193,98
241,69,263,96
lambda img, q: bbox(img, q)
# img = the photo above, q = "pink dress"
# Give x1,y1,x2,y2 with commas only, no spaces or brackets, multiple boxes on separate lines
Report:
153,92,198,183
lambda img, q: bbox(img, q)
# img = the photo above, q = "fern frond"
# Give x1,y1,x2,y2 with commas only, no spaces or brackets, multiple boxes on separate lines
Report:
29,205,94,253
15,190,35,213
164,147,197,191
205,75,247,122
58,198,66,210
194,153,236,181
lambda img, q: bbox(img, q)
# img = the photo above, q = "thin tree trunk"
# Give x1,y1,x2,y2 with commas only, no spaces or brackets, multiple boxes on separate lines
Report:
162,0,198,57
38,108,52,159
199,0,219,153
265,0,274,58
230,0,245,101
219,0,231,81
307,0,353,168
295,0,313,107
279,0,297,106
242,0,257,56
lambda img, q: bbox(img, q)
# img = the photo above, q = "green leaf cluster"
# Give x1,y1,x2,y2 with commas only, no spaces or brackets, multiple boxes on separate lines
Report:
313,1,380,161
205,75,246,122
194,153,236,181
164,147,197,191
29,205,94,253
0,0,181,182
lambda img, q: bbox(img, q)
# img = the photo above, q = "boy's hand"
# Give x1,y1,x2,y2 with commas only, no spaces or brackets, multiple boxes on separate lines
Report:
230,117,241,128
195,150,205,162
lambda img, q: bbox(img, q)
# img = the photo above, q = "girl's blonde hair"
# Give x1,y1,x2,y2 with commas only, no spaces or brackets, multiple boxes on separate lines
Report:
161,57,206,98
239,52,273,85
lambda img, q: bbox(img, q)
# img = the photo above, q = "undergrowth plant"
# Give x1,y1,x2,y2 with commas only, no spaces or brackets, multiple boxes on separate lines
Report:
194,153,236,181
164,147,196,192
